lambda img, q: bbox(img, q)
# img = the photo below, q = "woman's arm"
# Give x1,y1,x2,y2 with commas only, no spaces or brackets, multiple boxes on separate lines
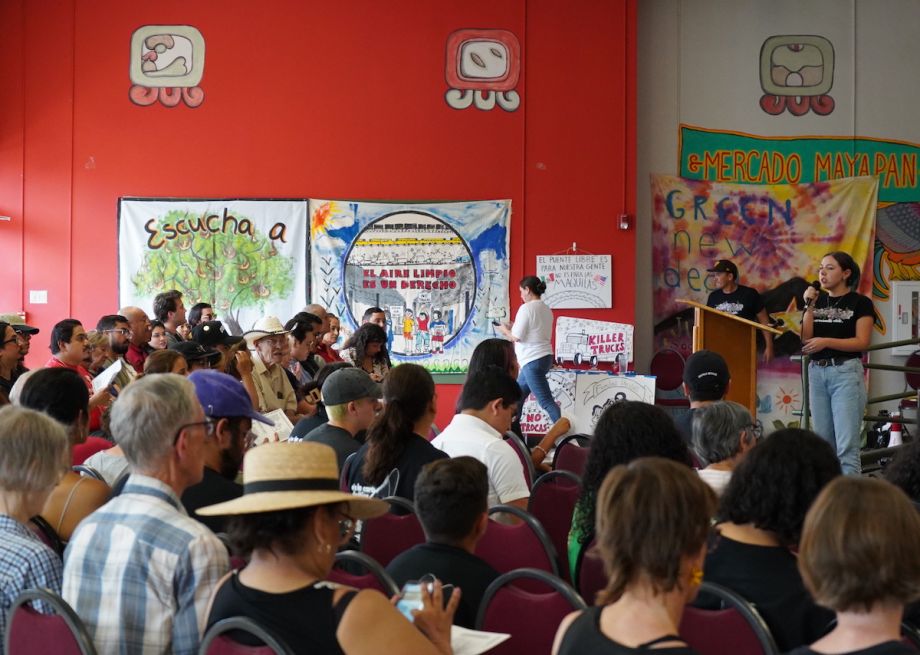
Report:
336,583,459,655
802,314,873,355
551,610,581,655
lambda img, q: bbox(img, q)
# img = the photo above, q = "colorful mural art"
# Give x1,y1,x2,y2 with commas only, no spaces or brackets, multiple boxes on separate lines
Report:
651,174,877,429
129,25,206,108
310,199,510,373
759,35,836,116
118,199,308,334
444,29,521,112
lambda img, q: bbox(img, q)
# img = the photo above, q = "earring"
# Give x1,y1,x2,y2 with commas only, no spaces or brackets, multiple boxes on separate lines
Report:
317,541,332,554
690,567,703,587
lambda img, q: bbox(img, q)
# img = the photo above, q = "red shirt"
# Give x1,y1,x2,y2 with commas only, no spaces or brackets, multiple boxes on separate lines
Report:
315,343,343,363
124,342,148,374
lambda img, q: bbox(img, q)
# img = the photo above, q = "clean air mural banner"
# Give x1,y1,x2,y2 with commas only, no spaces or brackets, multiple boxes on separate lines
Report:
119,198,309,335
309,199,511,374
651,174,877,428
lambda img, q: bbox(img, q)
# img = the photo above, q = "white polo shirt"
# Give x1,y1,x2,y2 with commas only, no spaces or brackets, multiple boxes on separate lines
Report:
432,414,530,507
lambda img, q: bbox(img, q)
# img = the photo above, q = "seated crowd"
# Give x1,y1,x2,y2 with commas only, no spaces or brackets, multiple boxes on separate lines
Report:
3,301,920,655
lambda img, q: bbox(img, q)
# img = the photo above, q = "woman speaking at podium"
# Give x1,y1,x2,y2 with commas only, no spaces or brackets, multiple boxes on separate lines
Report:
801,251,874,476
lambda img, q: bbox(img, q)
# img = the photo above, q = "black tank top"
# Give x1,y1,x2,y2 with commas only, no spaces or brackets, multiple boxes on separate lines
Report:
206,574,358,655
557,606,699,654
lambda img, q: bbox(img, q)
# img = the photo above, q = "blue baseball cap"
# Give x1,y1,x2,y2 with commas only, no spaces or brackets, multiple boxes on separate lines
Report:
188,369,274,425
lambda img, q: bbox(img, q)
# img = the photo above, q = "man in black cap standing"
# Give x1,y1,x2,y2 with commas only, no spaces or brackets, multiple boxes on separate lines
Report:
705,259,774,362
675,349,731,444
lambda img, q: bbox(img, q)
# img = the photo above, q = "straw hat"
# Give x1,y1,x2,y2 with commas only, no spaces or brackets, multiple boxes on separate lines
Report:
196,442,388,519
243,315,289,347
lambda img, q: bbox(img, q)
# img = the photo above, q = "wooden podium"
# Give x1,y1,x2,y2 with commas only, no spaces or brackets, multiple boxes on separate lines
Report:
676,300,783,416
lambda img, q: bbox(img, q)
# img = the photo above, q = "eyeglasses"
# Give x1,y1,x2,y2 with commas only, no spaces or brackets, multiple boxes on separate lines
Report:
1,336,20,347
172,417,215,445
105,328,132,337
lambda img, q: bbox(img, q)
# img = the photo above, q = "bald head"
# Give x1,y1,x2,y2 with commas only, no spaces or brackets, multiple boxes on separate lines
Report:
304,304,330,334
119,306,152,345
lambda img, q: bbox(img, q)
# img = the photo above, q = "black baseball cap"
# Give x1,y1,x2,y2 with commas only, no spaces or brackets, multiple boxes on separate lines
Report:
321,368,382,406
706,260,739,279
12,324,39,335
171,340,222,366
192,321,243,348
683,350,730,396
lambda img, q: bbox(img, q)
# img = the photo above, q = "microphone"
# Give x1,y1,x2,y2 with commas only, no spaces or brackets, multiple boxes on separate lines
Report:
804,280,821,310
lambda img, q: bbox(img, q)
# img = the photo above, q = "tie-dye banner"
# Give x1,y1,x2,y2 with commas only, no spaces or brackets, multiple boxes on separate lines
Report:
309,199,510,374
651,174,878,428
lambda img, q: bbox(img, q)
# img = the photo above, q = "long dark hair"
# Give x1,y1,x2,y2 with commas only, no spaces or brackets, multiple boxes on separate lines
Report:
573,401,691,547
825,251,861,289
343,323,390,367
362,364,435,485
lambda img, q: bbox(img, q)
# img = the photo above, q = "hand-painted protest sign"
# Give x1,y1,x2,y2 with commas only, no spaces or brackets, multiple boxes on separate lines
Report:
310,200,510,374
520,370,656,435
537,254,612,308
118,198,308,335
555,317,634,366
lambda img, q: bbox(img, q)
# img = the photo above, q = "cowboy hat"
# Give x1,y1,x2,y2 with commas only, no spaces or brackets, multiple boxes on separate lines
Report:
196,442,388,519
243,315,289,347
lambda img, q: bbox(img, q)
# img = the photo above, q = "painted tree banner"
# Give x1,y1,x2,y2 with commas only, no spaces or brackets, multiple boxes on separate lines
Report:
651,174,877,429
309,199,511,374
118,198,309,335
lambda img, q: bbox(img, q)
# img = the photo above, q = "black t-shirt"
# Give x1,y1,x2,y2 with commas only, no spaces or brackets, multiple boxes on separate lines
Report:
181,466,243,534
702,533,833,651
787,643,916,655
386,542,499,629
557,607,698,654
675,408,697,445
302,423,361,473
207,574,355,655
290,407,328,441
810,292,875,360
707,285,764,322
347,433,448,503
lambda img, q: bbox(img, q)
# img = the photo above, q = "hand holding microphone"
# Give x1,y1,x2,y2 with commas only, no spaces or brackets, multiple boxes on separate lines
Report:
803,280,821,310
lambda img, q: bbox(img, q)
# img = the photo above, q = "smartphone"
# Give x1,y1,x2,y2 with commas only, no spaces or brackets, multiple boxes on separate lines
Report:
491,320,501,326
395,580,454,622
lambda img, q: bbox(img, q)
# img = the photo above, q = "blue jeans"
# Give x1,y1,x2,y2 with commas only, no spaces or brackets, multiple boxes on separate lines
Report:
808,358,866,476
518,355,561,423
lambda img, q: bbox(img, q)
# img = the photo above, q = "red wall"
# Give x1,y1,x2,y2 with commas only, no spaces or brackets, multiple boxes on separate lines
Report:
0,0,636,429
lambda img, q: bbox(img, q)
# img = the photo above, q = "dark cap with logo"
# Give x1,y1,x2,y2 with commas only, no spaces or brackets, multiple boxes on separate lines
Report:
171,340,222,366
706,260,739,280
683,350,730,396
192,321,243,348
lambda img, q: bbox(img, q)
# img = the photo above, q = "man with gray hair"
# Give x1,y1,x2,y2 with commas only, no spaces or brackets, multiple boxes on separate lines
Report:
63,374,229,655
691,400,759,495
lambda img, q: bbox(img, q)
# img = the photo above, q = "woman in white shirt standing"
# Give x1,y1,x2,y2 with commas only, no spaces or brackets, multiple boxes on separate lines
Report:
497,276,561,423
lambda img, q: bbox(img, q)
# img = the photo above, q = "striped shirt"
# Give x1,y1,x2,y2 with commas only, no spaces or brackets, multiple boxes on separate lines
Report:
0,515,63,655
63,475,229,655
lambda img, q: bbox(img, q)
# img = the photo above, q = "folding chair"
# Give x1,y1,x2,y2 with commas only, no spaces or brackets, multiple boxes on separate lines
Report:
327,550,399,597
72,465,105,481
475,568,586,655
504,430,536,488
476,505,558,592
5,587,98,655
360,496,425,566
28,515,65,557
552,434,590,476
679,582,780,655
528,470,582,582
199,616,294,654
573,537,607,604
